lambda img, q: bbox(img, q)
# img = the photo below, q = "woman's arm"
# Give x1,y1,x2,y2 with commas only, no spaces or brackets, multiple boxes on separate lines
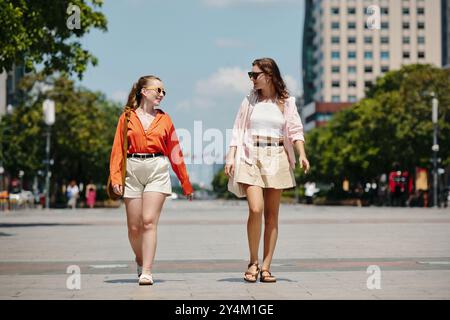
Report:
166,120,193,196
294,140,310,173
110,114,125,186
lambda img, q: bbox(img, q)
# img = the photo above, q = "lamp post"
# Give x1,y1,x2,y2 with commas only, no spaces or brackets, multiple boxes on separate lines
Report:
0,104,14,192
431,95,439,208
43,99,55,209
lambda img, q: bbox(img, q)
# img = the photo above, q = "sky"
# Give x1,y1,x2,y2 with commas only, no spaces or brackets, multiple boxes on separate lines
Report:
78,0,306,188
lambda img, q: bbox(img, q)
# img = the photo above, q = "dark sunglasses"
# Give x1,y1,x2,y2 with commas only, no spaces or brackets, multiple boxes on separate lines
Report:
144,86,166,96
248,71,264,80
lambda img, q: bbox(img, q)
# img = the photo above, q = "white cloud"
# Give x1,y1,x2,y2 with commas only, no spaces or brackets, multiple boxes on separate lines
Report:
176,67,250,111
196,67,251,97
176,67,302,111
202,0,297,8
283,74,302,96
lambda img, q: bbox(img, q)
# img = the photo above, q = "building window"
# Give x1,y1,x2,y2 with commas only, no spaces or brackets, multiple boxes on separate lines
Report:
417,8,425,15
418,22,425,29
348,81,357,88
364,36,373,44
331,7,339,14
332,36,340,44
381,22,389,29
365,81,373,88
332,81,340,88
381,51,389,60
364,51,373,59
348,51,357,59
418,52,425,59
418,36,425,44
403,22,410,29
403,51,410,59
403,36,410,44
348,66,357,74
348,22,356,29
348,7,356,15
402,8,410,15
381,66,390,73
332,51,340,59
364,66,373,73
381,7,389,15
348,37,356,44
332,22,340,29
332,66,340,73
332,95,340,102
349,95,357,102
381,37,389,44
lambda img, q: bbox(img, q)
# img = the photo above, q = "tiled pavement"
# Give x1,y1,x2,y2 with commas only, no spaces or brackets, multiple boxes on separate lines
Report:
0,200,449,299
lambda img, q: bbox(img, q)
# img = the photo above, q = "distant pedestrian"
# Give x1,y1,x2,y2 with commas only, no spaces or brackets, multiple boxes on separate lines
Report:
225,58,310,283
85,180,96,209
109,75,193,286
304,181,318,204
66,180,79,209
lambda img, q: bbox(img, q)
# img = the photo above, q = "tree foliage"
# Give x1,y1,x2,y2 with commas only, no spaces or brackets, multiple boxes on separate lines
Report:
0,0,107,78
299,64,450,185
0,73,121,197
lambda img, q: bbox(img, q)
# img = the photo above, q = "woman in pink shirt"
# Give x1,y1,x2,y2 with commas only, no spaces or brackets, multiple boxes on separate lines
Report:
225,58,310,283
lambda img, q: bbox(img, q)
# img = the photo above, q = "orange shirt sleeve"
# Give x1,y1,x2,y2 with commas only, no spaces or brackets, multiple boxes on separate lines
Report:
109,113,126,186
165,116,193,195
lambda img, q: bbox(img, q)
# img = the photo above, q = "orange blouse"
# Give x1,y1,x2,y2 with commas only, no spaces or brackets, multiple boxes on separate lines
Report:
109,108,193,195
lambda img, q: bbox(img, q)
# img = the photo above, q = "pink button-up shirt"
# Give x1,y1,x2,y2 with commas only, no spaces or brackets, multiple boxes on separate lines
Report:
228,90,305,169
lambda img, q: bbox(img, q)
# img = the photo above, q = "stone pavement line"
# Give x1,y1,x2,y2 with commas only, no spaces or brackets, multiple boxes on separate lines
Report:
1,271,449,300
0,202,449,299
1,257,450,275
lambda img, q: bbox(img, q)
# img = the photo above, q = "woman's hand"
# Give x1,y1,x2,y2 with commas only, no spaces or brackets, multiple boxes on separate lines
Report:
112,184,123,195
299,155,310,174
224,161,235,177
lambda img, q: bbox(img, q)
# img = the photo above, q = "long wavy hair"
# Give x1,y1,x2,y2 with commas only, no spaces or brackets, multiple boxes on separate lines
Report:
124,75,161,111
252,58,289,111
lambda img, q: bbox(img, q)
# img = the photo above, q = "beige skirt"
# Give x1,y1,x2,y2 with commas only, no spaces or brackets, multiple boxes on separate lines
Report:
235,145,296,189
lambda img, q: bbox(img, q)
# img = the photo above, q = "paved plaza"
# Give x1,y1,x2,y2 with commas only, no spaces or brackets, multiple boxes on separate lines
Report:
0,200,449,300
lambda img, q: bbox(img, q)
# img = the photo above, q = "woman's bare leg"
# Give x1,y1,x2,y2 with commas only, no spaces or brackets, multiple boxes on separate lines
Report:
262,188,282,272
141,192,166,275
243,184,264,278
124,198,144,266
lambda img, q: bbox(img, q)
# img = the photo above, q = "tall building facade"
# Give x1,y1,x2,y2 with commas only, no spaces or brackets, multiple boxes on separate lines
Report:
303,0,443,105
443,0,450,67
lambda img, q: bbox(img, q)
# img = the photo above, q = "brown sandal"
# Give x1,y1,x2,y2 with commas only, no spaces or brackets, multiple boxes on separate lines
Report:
260,269,276,283
244,262,260,283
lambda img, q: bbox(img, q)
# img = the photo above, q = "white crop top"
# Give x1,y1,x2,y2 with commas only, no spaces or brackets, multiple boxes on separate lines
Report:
249,102,285,138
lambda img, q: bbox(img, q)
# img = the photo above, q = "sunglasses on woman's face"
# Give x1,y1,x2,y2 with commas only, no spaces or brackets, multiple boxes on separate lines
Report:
144,86,166,96
248,71,264,80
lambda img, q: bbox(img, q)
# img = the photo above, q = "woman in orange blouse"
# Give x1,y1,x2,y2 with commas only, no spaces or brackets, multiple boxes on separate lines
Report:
110,75,194,285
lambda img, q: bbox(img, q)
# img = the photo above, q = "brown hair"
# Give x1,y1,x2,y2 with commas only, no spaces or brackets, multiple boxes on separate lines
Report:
252,58,289,111
124,75,161,111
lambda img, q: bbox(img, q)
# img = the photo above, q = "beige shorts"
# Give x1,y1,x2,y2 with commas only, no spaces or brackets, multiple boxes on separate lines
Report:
124,156,172,198
235,146,296,189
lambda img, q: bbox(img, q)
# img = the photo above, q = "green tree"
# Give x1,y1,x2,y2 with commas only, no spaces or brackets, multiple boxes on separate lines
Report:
299,64,450,187
0,73,121,203
0,0,107,78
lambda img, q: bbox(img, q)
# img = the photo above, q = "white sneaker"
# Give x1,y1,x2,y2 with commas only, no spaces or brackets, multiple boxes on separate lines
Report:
138,273,153,286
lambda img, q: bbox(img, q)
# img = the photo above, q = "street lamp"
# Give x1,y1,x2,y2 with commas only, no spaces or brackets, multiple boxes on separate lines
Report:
431,95,439,208
43,99,55,209
0,104,14,192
